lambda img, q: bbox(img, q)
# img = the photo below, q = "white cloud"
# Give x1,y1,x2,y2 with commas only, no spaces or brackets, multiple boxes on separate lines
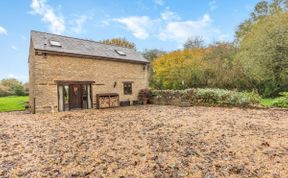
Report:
100,19,110,27
0,26,7,35
159,14,220,43
11,45,18,50
7,74,28,82
113,11,230,45
155,0,164,6
30,0,65,34
114,16,155,39
71,15,88,34
209,0,218,11
161,9,181,21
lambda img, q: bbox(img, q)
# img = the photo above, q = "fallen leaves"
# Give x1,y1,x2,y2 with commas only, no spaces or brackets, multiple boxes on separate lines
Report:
0,106,287,177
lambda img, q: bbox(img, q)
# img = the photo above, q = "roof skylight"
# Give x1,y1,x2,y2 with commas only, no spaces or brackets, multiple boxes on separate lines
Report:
115,49,126,56
50,40,62,47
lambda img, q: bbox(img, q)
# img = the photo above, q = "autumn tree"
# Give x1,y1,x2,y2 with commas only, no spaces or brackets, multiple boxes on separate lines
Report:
142,49,166,88
152,49,208,89
235,12,288,96
204,42,238,89
183,36,204,49
236,0,288,41
100,38,136,49
142,49,166,62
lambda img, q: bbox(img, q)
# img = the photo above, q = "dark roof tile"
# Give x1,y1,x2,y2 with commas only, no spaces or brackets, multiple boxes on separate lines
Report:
31,30,149,64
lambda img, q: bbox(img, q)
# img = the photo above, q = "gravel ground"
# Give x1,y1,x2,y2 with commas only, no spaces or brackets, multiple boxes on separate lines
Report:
0,106,287,178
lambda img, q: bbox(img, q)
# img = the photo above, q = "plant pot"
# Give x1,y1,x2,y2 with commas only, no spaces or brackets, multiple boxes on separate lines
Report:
143,98,148,105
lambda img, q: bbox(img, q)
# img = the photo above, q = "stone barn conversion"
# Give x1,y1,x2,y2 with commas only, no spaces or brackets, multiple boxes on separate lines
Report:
29,31,149,113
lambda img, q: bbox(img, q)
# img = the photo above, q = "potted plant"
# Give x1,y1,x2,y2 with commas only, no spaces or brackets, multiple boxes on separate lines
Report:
138,89,151,105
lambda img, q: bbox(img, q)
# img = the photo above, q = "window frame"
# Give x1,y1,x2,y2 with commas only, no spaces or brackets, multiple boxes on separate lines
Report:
123,82,133,95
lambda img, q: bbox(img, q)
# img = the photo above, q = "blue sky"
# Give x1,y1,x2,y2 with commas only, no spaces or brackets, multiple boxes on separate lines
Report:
0,0,260,82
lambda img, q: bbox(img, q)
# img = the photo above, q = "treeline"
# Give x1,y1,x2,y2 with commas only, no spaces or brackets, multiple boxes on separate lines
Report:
0,78,28,97
145,0,288,97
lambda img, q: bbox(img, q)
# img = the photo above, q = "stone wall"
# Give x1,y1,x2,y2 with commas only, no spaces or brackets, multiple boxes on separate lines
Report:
29,52,148,113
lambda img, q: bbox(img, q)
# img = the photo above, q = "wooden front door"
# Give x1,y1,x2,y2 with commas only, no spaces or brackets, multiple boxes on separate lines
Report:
69,84,82,109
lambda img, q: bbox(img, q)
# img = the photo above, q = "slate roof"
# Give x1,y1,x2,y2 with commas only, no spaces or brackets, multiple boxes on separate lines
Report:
31,30,149,64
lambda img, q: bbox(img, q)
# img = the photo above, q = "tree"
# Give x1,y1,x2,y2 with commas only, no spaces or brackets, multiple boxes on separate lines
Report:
152,49,208,89
183,36,204,49
236,0,288,41
142,49,166,89
0,78,27,96
100,38,136,49
204,42,238,89
235,12,288,96
142,49,166,62
0,84,11,97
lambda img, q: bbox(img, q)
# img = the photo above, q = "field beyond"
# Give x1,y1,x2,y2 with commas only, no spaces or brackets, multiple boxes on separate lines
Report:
0,106,287,177
0,96,28,112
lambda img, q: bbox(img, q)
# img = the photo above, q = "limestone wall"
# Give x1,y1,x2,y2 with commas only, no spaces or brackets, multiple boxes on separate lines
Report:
29,52,148,113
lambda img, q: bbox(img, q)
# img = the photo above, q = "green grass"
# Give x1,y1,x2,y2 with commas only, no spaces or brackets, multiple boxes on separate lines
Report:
0,96,28,112
260,98,274,107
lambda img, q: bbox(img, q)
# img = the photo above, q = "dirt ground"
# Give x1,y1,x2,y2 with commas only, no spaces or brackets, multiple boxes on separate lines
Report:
0,106,287,178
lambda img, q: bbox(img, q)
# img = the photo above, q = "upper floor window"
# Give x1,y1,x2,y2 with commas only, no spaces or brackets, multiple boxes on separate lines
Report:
123,82,132,95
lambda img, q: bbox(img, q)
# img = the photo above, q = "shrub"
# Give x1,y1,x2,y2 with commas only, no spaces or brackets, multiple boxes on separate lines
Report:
14,85,26,96
138,89,152,104
271,92,288,108
151,88,261,107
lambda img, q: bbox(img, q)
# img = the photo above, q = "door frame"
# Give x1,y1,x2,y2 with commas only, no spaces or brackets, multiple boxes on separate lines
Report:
56,80,94,111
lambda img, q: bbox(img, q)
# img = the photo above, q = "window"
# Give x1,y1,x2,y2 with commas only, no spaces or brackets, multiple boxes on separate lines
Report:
123,82,132,95
115,49,126,56
50,40,61,47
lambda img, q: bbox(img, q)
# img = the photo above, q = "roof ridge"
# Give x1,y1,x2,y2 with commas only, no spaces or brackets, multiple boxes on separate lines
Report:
30,30,136,50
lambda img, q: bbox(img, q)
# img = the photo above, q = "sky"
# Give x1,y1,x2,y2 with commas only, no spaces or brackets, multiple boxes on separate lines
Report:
0,0,260,82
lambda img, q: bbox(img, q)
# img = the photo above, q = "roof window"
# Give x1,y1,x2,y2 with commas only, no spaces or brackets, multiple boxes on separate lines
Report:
50,40,62,47
115,49,126,56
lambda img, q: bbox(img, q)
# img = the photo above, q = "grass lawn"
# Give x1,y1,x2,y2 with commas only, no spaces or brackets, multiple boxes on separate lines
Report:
0,96,28,112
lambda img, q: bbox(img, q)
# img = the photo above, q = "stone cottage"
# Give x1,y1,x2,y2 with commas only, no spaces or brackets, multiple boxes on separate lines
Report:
29,31,149,113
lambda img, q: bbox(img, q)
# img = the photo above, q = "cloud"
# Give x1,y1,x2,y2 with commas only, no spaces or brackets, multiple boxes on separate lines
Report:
0,26,7,35
160,9,181,21
30,0,65,34
7,74,28,82
71,15,88,34
11,45,18,50
114,16,155,39
113,11,230,45
154,0,164,6
209,0,218,11
159,14,221,43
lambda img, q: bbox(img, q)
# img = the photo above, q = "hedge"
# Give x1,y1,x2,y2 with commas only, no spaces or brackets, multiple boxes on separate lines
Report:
151,88,261,107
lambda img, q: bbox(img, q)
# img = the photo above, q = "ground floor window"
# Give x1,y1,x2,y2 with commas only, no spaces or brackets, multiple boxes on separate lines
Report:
57,83,92,111
123,82,133,95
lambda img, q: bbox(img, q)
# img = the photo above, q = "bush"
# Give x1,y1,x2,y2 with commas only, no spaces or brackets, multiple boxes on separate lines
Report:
151,88,261,107
271,92,288,108
14,85,26,96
